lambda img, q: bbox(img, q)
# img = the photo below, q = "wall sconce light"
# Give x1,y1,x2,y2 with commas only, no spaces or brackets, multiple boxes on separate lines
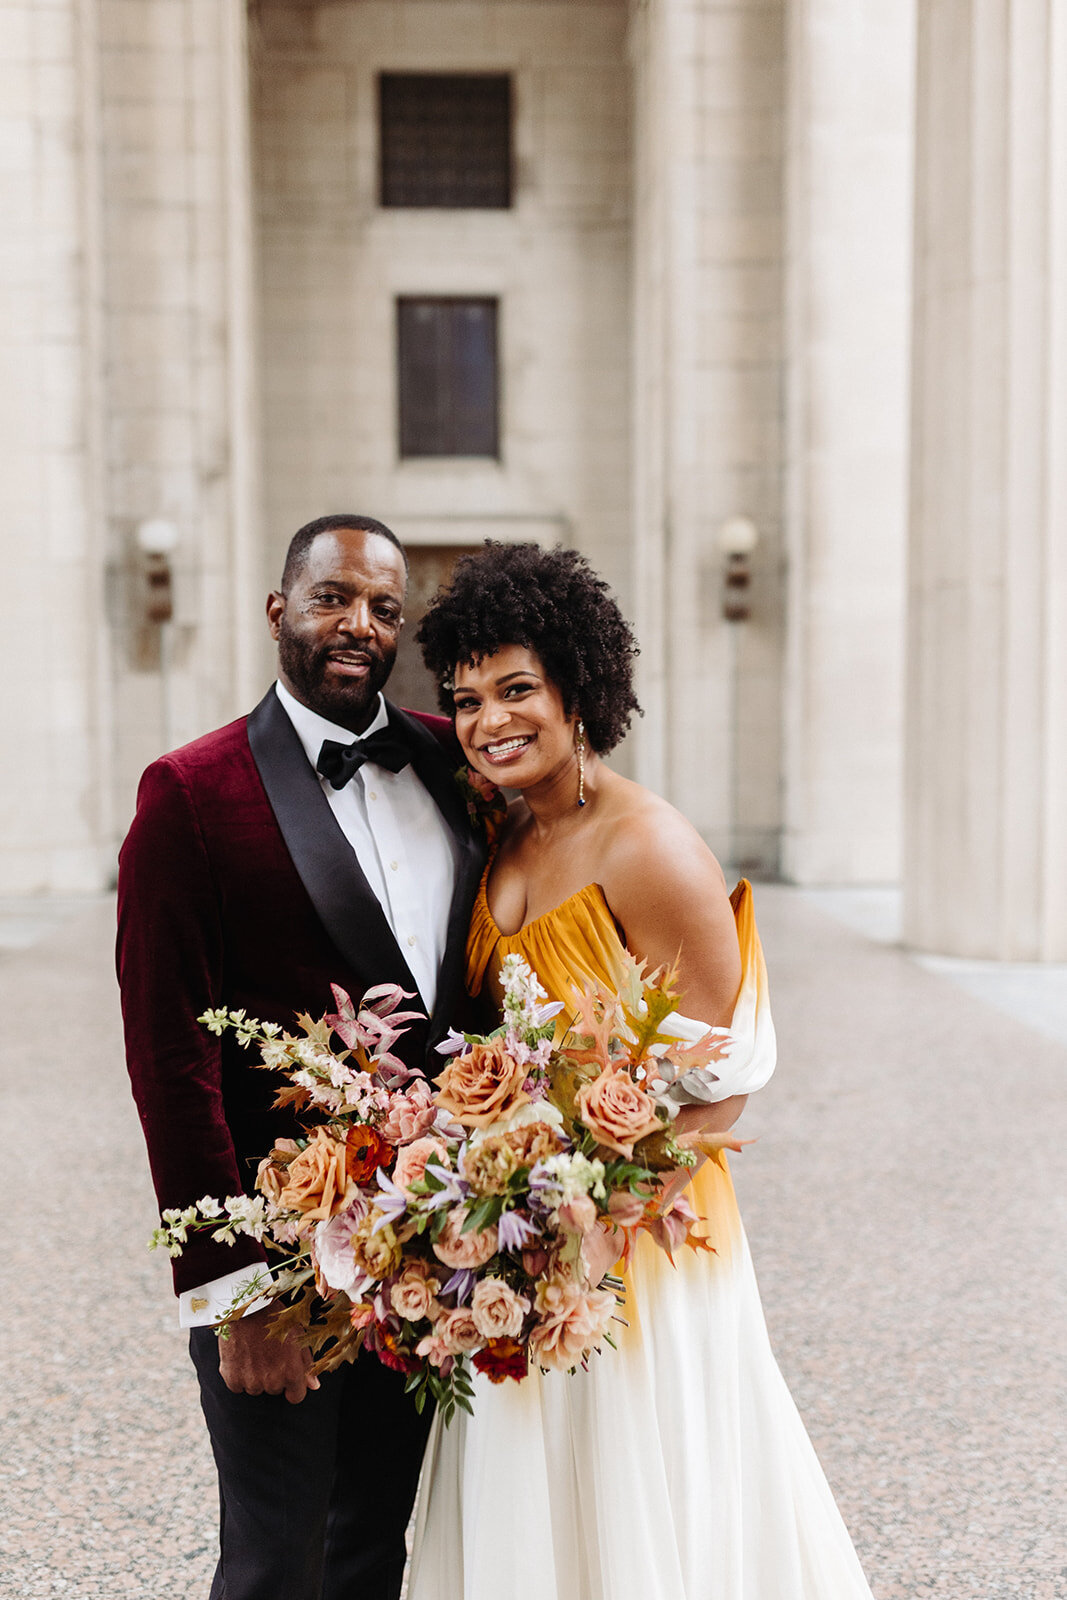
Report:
717,515,759,622
135,517,179,624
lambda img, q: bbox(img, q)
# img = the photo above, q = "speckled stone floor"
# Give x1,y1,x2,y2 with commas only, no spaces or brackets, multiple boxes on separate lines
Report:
2,890,1064,1598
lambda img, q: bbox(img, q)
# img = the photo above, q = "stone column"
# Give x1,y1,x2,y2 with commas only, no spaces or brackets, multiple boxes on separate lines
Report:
780,0,917,884
0,0,113,892
98,0,261,835
630,0,786,871
904,1,1067,958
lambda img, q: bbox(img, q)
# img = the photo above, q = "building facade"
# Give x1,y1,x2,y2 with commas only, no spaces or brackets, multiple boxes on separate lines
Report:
3,0,1065,959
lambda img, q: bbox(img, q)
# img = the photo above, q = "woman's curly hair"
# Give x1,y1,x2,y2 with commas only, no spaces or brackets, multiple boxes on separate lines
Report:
416,543,642,754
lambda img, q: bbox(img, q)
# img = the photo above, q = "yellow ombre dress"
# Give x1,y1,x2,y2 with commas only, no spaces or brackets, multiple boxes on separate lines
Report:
409,880,875,1600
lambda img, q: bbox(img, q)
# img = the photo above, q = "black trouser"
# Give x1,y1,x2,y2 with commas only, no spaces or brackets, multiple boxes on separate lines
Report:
190,1329,433,1600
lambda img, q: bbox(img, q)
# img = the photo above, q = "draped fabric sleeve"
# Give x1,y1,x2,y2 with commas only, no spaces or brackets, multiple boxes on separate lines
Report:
658,879,777,1102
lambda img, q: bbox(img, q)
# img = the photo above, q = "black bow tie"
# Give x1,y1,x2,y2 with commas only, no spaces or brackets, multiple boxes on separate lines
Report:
316,727,413,789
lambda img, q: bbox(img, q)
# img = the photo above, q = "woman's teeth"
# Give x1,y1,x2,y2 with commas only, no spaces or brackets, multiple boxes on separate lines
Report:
485,737,531,755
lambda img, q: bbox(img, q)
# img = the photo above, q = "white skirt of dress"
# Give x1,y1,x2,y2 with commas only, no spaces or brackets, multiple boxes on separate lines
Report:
407,1156,875,1600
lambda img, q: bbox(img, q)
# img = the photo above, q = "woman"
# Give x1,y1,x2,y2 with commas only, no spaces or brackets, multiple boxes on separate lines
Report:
408,544,875,1600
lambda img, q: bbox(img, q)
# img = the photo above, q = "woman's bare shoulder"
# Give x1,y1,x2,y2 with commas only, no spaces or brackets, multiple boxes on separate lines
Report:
596,776,729,898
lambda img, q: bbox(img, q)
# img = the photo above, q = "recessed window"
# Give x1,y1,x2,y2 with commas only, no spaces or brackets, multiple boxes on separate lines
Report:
379,74,512,208
397,298,499,459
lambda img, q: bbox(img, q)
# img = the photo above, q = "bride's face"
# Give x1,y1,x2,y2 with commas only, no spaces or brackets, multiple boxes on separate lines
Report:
451,645,578,790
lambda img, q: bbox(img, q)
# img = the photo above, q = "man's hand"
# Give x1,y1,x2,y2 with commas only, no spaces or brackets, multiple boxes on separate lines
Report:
217,1309,320,1405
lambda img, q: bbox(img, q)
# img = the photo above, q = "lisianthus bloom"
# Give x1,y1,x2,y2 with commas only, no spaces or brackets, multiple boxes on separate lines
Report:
471,1277,530,1341
529,1277,617,1371
312,1203,367,1295
435,1038,530,1130
345,1124,390,1183
473,1337,528,1384
278,1127,355,1222
576,1066,662,1158
431,1209,499,1270
393,1136,448,1195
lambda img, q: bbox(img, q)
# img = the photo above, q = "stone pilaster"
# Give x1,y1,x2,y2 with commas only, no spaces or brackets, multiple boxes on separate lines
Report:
0,0,112,892
904,1,1067,957
630,0,786,871
98,0,260,835
780,0,916,884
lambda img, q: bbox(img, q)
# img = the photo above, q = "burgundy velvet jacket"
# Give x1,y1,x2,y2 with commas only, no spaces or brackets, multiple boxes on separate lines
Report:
117,688,485,1294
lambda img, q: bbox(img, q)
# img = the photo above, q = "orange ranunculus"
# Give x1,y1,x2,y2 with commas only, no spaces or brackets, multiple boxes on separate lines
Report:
473,1336,528,1384
434,1039,530,1130
576,1066,662,1157
277,1127,354,1222
345,1124,390,1183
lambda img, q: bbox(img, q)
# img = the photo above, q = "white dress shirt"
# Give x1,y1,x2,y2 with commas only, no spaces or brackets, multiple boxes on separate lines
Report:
179,681,458,1328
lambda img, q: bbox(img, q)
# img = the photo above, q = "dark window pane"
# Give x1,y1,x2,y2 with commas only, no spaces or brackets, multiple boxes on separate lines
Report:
398,298,499,458
380,74,511,208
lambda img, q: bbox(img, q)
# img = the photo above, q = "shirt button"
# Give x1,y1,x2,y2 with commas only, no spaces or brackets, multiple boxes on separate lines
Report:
390,860,399,871
368,790,378,801
407,934,417,947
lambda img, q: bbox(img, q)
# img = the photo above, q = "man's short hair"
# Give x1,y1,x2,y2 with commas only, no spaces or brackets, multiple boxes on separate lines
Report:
280,514,408,591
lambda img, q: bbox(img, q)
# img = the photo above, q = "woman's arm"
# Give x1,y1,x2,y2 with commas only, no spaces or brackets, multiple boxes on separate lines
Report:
600,803,746,1135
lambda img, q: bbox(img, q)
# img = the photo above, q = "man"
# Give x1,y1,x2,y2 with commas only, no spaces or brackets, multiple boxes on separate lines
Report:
117,514,484,1600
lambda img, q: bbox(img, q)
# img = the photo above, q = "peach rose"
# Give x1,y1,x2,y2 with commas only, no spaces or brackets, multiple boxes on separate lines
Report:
529,1277,617,1371
393,1136,448,1195
435,1039,530,1130
431,1209,499,1269
435,1306,483,1355
389,1260,442,1322
471,1278,530,1341
278,1127,355,1222
576,1066,662,1157
255,1137,299,1205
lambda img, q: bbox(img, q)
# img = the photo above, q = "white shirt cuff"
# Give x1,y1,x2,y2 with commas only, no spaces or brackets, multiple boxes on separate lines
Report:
178,1264,275,1328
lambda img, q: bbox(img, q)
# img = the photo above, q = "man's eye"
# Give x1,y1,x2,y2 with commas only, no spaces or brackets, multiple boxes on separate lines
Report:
314,592,343,605
374,609,400,624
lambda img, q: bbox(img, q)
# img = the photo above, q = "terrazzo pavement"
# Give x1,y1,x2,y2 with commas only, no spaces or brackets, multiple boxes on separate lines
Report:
2,889,1064,1599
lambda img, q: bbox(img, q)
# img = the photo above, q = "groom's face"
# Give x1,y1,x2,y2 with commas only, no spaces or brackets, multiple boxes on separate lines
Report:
267,528,407,734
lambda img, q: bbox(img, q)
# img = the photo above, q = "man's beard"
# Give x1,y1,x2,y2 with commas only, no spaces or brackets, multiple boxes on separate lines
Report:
277,625,396,732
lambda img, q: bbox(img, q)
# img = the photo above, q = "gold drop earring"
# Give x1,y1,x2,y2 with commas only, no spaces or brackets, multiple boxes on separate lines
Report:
576,721,586,808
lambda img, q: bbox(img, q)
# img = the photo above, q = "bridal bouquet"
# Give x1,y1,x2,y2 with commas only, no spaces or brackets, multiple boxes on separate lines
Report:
151,955,736,1422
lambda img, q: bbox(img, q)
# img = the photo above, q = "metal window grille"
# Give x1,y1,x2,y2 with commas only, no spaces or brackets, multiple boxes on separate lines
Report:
380,74,512,209
397,298,500,458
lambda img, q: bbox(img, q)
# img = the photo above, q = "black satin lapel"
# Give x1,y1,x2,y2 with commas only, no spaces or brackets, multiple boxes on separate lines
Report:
246,689,421,1000
386,705,487,1046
